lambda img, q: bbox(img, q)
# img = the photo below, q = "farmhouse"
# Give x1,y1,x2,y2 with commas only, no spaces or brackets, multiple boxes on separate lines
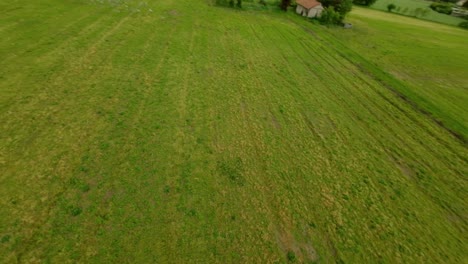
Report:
456,0,467,6
296,0,324,18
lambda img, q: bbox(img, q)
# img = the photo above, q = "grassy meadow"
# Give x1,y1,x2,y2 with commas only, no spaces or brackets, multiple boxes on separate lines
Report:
370,0,465,26
323,6,468,141
1,0,467,263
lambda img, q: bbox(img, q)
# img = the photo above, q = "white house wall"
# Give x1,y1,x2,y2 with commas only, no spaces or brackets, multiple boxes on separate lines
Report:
307,6,323,18
297,4,324,18
296,5,307,16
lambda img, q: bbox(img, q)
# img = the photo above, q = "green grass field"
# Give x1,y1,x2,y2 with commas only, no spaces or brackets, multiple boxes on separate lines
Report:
370,0,465,26
323,7,468,141
1,0,467,263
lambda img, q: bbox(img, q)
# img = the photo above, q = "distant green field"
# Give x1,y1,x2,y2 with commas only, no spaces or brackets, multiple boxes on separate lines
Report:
370,0,465,25
1,0,467,263
323,6,468,141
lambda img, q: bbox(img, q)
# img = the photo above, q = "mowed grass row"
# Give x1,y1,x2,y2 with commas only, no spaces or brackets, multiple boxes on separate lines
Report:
321,7,468,141
0,0,467,263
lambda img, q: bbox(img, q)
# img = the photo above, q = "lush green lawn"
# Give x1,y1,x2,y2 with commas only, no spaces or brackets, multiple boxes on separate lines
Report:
1,0,467,263
369,0,465,26
323,6,468,141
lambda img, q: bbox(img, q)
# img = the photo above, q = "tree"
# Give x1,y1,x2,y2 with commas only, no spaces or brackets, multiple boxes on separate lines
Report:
353,0,378,6
216,0,242,8
414,7,423,17
320,0,353,22
280,0,291,11
459,21,468,29
387,3,396,12
430,2,453,15
319,6,342,24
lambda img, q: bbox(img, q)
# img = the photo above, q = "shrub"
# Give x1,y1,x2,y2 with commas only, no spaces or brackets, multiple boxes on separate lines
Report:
280,0,291,11
421,9,430,17
353,0,377,6
215,0,242,8
319,6,342,25
1,235,11,243
287,251,297,262
430,2,453,15
414,8,424,17
387,3,396,12
320,0,353,22
459,21,468,29
69,206,82,216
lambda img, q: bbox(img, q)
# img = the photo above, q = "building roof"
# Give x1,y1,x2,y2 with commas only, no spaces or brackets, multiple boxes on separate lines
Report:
296,0,321,9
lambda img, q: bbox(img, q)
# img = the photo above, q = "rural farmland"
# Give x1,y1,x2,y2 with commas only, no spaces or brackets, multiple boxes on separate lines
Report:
0,0,467,263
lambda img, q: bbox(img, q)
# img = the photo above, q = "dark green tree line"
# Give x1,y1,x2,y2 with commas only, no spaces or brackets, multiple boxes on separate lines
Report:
352,0,377,6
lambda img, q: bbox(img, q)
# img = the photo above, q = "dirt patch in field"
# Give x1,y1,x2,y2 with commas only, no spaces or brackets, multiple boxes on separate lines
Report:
324,234,339,259
204,67,214,77
103,189,115,203
275,229,318,262
168,10,180,16
302,111,336,139
271,112,281,130
240,100,247,113
446,212,464,225
390,157,416,180
398,163,415,179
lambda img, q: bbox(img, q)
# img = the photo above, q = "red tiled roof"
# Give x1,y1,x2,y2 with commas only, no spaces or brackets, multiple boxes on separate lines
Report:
296,0,321,9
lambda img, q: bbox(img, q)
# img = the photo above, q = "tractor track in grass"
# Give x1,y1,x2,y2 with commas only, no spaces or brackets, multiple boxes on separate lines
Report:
318,33,468,165
9,14,137,262
136,17,202,260
0,6,24,15
212,20,323,261
249,23,344,166
298,24,467,224
316,25,466,146
250,22,376,262
75,18,178,261
255,24,347,149
291,23,467,184
288,19,467,146
308,36,467,170
247,24,284,132
269,22,467,225
0,10,93,59
274,20,464,184
271,24,415,155
0,14,132,150
37,12,117,61
1,1,467,262
0,21,20,34
283,21,467,169
0,13,125,114
244,23,322,262
0,7,106,63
